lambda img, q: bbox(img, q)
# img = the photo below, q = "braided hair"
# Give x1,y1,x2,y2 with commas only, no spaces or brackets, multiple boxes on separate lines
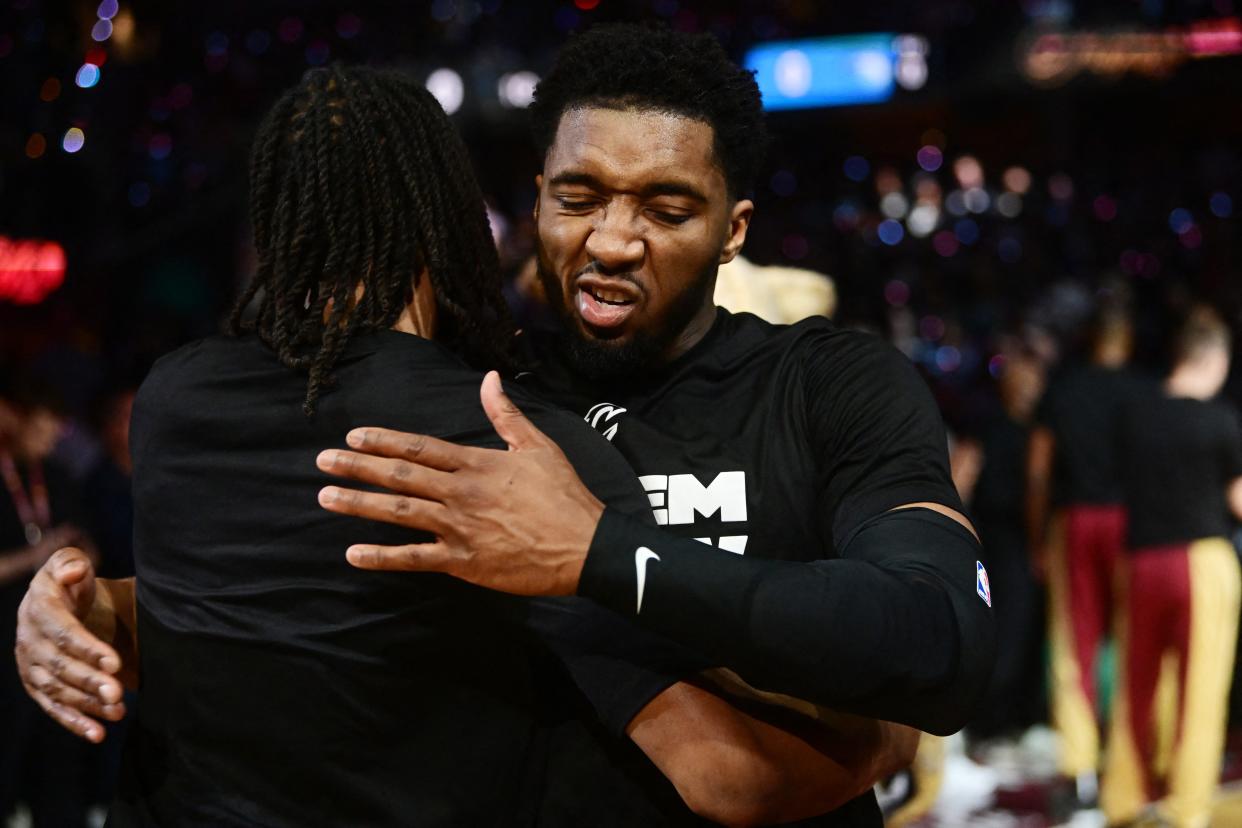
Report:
231,64,520,415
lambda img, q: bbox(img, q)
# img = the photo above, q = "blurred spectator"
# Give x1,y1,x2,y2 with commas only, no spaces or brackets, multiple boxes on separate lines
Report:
82,388,136,579
954,353,1047,742
713,255,836,323
1101,306,1242,827
0,383,95,826
1027,306,1144,807
80,387,138,810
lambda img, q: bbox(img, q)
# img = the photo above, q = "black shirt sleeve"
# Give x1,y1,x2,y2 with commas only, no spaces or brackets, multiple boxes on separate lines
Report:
519,400,705,734
805,332,964,547
578,506,993,735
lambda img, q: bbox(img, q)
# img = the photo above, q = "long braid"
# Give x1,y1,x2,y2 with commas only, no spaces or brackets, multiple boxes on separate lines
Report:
231,65,523,415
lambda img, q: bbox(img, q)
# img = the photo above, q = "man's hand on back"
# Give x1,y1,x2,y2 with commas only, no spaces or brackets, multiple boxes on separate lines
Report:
14,547,128,742
317,371,603,595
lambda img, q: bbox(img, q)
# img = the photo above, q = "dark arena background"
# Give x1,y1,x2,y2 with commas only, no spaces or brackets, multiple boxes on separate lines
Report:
3,1,1242,826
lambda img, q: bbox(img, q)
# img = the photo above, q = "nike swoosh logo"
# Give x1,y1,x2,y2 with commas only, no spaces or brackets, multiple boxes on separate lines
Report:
634,547,660,614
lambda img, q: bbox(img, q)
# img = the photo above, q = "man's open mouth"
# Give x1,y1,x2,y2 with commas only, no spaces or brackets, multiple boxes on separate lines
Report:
575,278,641,331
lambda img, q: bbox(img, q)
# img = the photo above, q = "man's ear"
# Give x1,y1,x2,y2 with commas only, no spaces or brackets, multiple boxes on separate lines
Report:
720,198,754,265
533,174,543,221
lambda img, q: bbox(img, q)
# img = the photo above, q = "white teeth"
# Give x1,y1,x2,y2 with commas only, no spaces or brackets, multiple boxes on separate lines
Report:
587,288,632,305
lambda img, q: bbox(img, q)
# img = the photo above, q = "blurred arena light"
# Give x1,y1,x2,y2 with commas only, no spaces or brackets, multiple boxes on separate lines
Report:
498,71,538,108
953,155,983,189
0,238,66,305
92,18,113,42
894,35,929,90
907,203,940,237
746,33,928,109
426,68,464,115
1020,17,1242,86
62,127,85,153
76,63,101,88
1002,166,1032,194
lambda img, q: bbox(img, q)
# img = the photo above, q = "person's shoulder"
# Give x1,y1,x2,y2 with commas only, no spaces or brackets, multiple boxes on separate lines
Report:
137,334,243,402
784,319,918,391
1204,397,1242,428
714,309,884,368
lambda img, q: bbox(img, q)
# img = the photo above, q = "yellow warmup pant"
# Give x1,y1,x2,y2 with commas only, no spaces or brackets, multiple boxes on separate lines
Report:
1100,538,1241,828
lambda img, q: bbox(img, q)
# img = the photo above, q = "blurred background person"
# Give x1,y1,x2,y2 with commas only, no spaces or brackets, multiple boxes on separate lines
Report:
0,381,94,827
1101,307,1242,828
712,255,837,323
1026,303,1141,809
957,351,1048,746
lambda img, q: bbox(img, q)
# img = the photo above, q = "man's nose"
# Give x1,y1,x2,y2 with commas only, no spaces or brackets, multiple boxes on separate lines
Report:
584,207,644,273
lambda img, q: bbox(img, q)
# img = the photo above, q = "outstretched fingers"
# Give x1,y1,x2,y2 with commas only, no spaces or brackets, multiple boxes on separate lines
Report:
318,486,448,534
343,427,482,472
345,542,456,573
317,449,454,500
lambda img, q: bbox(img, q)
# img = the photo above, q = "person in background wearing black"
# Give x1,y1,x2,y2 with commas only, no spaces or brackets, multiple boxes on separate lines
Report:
310,24,995,825
16,64,916,826
955,354,1047,742
1100,307,1242,828
0,384,93,826
81,389,136,581
79,387,137,811
1026,306,1142,806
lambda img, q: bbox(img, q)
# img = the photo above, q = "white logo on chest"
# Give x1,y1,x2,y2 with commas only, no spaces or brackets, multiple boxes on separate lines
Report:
639,471,749,554
585,403,627,442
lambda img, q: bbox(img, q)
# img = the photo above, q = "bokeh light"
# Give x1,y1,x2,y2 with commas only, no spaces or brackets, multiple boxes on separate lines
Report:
953,155,983,188
75,63,101,88
917,145,943,172
62,127,85,153
24,133,46,159
1168,208,1194,234
426,68,464,115
878,219,905,246
498,71,539,108
885,279,910,306
1209,192,1233,218
1002,166,1032,194
91,18,113,42
843,155,870,182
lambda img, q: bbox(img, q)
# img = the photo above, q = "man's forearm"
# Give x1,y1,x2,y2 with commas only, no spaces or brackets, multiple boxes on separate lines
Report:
579,508,995,736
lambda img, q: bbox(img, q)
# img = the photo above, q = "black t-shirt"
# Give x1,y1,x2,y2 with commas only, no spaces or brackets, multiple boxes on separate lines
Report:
1117,389,1242,549
114,331,664,827
523,309,966,828
971,414,1030,528
81,457,135,578
1036,363,1146,506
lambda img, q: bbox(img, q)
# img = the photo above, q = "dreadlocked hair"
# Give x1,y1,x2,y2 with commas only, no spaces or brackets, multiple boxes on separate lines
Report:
231,64,522,415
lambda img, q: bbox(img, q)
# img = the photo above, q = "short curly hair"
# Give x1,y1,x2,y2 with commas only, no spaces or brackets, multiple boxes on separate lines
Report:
530,23,767,199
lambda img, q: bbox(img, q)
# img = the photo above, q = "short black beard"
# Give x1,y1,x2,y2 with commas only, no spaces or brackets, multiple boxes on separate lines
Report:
535,252,717,381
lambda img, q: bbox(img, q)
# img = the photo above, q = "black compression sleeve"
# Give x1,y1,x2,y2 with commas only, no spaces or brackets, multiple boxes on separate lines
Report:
577,507,996,736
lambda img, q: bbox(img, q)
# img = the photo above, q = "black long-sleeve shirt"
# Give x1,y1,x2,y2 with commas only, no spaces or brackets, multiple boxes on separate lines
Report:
529,309,996,735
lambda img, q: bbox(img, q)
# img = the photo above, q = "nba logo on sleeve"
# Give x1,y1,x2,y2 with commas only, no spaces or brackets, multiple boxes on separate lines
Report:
976,561,992,608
